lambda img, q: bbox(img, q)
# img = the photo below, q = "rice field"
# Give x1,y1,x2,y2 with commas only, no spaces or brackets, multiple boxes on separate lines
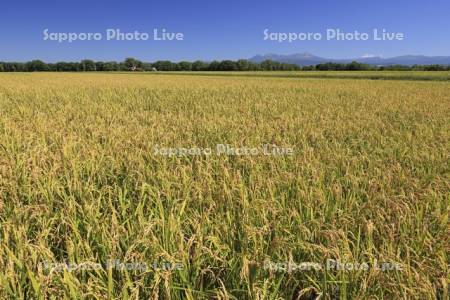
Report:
148,70,450,81
0,72,449,299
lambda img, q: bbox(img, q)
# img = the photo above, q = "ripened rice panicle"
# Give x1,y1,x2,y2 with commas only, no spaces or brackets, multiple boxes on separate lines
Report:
0,72,449,299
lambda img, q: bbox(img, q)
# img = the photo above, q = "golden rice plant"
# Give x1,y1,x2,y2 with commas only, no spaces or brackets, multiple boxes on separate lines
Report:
0,72,449,299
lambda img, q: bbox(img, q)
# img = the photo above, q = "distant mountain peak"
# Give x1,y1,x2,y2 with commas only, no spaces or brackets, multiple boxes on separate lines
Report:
249,53,450,66
300,52,314,57
361,54,382,58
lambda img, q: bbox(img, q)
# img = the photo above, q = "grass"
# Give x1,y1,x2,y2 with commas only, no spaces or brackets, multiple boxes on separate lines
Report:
0,72,449,299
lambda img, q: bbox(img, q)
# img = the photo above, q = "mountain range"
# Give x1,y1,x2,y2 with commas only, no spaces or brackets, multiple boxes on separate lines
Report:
249,53,450,66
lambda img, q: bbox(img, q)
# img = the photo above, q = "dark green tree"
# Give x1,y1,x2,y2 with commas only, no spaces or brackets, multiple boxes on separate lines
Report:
26,60,50,72
178,61,192,71
80,59,96,71
192,60,209,71
124,58,143,71
218,60,238,71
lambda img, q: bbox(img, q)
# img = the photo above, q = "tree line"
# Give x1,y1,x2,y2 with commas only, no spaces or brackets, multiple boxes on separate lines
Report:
0,58,449,72
313,62,450,71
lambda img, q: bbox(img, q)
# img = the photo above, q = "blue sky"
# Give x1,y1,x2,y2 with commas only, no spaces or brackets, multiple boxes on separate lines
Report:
1,0,449,62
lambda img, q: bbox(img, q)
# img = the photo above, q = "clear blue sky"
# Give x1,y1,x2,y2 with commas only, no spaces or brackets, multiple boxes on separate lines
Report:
1,0,449,62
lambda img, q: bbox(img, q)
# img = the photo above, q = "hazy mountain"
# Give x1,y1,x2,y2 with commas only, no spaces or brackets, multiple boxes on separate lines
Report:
249,53,450,66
